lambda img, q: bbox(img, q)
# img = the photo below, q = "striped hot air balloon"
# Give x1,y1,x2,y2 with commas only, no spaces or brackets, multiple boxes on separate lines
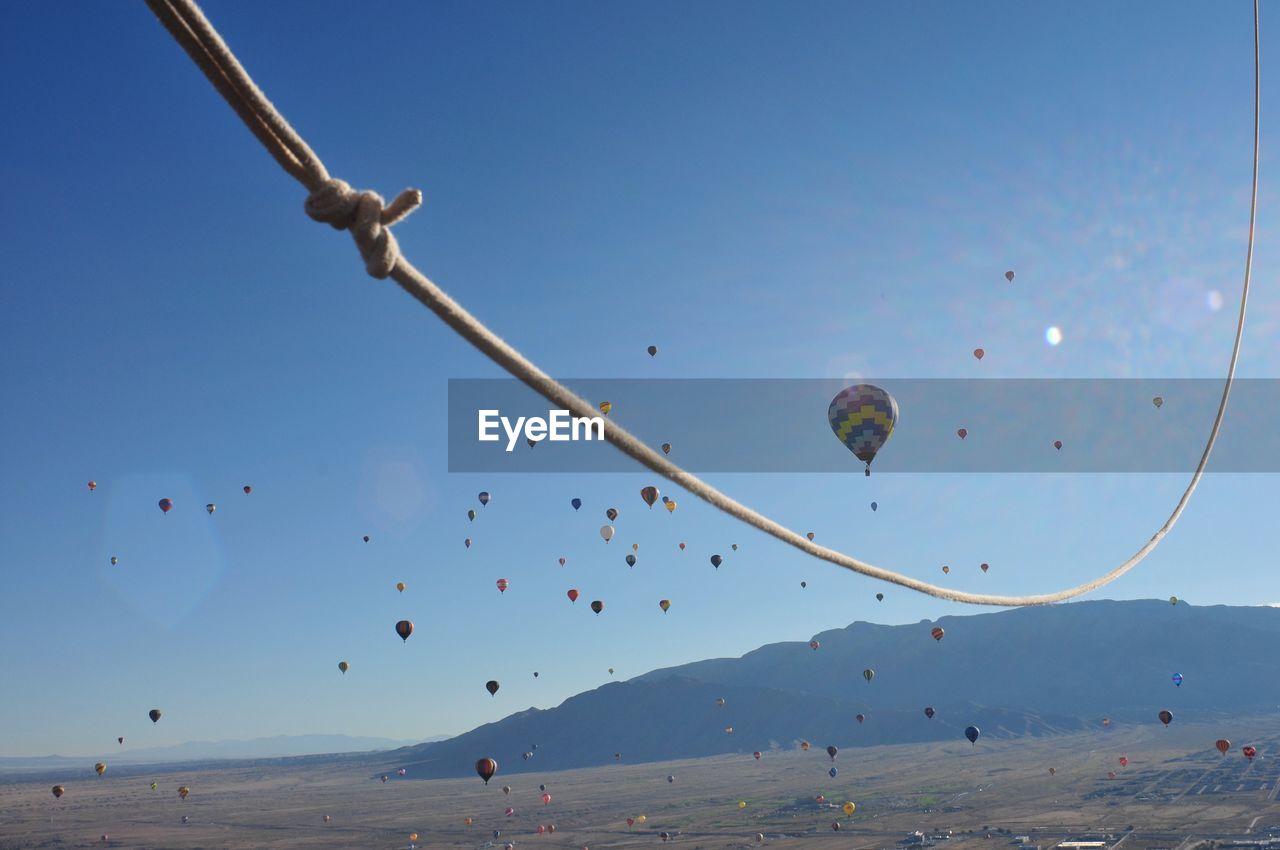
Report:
828,385,898,475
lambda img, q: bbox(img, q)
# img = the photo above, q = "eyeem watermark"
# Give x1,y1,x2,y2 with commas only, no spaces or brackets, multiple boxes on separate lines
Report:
478,409,605,452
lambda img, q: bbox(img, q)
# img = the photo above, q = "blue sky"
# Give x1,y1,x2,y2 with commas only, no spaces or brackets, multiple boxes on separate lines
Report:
2,1,1278,757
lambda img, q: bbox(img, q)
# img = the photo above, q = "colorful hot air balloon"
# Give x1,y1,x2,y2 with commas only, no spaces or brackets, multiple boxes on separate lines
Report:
829,767,839,778
1159,710,1173,726
567,588,579,603
661,442,671,454
1172,673,1183,687
496,578,509,593
1053,440,1063,450
924,706,935,719
338,661,349,674
475,758,498,784
931,627,945,642
828,384,898,475
710,554,723,568
151,782,158,790
178,786,189,799
665,499,677,513
396,582,406,593
973,348,985,360
95,762,106,776
571,498,582,511
1170,596,1179,605
606,507,619,521
753,751,761,760
206,503,216,514
243,485,252,494
942,565,950,575
599,401,611,415
149,709,161,723
486,680,500,696
964,726,980,745
648,345,658,357
800,740,810,751
659,599,671,613
640,486,659,508
626,554,636,567
807,532,816,541
827,745,838,761
863,669,874,682
1243,746,1257,762
810,639,820,650
52,785,64,798
590,600,604,615
678,542,686,550
842,801,856,816
395,620,414,642
1119,756,1128,767
479,491,490,506
158,498,173,514
600,525,615,543
1153,396,1164,408
88,481,97,492
1216,739,1232,755
1103,717,1111,726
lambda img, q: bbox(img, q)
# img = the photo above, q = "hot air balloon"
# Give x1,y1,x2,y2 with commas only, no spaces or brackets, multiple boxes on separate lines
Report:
1005,270,1015,282
600,525,614,543
826,745,838,761
710,554,722,568
665,500,677,513
957,428,968,439
678,542,686,550
338,661,349,674
1053,440,1063,450
640,486,659,508
571,498,582,510
465,817,474,825
397,768,406,776
870,501,878,511
496,578,509,593
1243,746,1257,762
486,680,500,696
876,593,884,601
1170,596,1179,605
1049,767,1056,775
567,589,579,603
647,345,658,357
118,737,123,744
1153,396,1163,408
931,627,945,642
1172,673,1183,687
981,563,989,573
716,697,726,706
479,491,490,506
476,758,498,784
409,834,418,842
856,713,865,723
810,640,820,651
829,767,839,778
668,775,675,782
842,801,856,816
832,822,842,831
725,726,734,735
807,532,815,541
158,498,173,514
599,401,611,415
397,582,406,593
363,535,370,543
800,581,807,588
178,786,189,799
605,508,619,521
542,793,552,805
732,543,738,551
924,706,935,719
243,485,252,495
149,709,161,723
1159,710,1173,726
206,503,216,514
800,740,810,751
468,509,476,521
738,801,747,809
828,384,898,475
942,565,950,575
965,726,980,745
659,599,670,613
661,442,671,454
753,751,761,760
52,785,64,798
395,620,414,642
590,600,604,614
608,668,615,675
1103,717,1111,726
110,556,118,565
151,782,158,790
502,785,511,795
88,481,97,492
1119,756,1129,767
1108,771,1117,780
626,554,636,567
863,669,874,682
465,538,471,548
95,762,106,776
973,348,985,360
1216,739,1231,755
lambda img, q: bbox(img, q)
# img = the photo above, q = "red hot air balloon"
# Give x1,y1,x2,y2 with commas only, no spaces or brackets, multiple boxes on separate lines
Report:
1119,756,1128,767
678,542,685,551
496,578,509,593
558,557,566,566
88,481,97,492
590,600,604,615
158,498,173,514
640,486,659,508
395,620,414,642
957,428,967,440
567,589,580,603
1243,746,1257,762
52,785,65,798
1005,271,1015,282
1054,440,1063,450
974,348,985,360
1159,709,1173,727
980,563,989,573
542,793,552,805
1216,739,1232,755
931,627,945,641
475,758,498,784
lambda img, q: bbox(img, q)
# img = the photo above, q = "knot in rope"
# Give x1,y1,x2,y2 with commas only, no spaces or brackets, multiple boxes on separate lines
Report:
304,178,422,279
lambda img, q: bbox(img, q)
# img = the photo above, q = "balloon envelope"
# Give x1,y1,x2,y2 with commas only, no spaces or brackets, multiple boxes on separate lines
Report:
1159,710,1173,726
828,384,898,473
395,620,414,642
158,498,173,514
590,600,604,614
149,709,162,723
475,758,498,784
486,680,500,696
965,726,980,745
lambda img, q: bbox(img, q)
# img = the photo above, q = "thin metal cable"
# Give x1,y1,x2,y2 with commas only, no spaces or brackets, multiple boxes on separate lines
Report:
143,0,1259,606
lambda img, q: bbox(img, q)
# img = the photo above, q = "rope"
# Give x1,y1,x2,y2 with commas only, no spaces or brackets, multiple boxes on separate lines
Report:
143,0,1259,607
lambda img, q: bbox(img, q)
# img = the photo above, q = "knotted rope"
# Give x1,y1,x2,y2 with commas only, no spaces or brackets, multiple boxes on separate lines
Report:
143,0,1259,607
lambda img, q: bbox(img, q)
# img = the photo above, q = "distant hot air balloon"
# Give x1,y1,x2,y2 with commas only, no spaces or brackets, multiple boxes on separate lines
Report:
1119,756,1129,767
599,401,611,415
397,768,406,776
1216,739,1232,755
151,782,158,790
158,498,173,514
856,713,865,723
829,767,838,778
52,785,64,798
1053,440,1063,450
363,535,370,543
668,775,675,782
800,740,810,751
800,581,807,588
178,786,189,799
1243,746,1257,762
626,554,636,567
88,481,97,492
571,498,582,511
118,737,123,744
710,554,723,568
810,640,820,651
1170,596,1179,605
496,578,509,593
980,563,989,573
608,668,615,675
876,593,884,601
479,491,490,506
486,680,500,696
842,801,856,816
606,507,619,521
827,745,838,761
149,709,161,723
1103,718,1111,727
206,503,216,514
338,660,349,674
243,485,252,495
931,627,945,642
395,620,414,642
1049,767,1056,776
1153,396,1163,408
647,345,658,357
1172,673,1183,687
678,542,685,551
1159,710,1173,727
467,509,476,522
502,785,511,795
661,442,671,454
753,751,761,760
965,726,980,745
475,758,498,784
807,532,815,541
863,669,874,683
659,599,670,613
832,821,842,831
871,501,877,511
396,582,406,593
1108,771,1117,780
716,697,726,706
732,543,738,551
110,556,118,565
465,538,471,548
640,486,659,508
924,707,935,719
957,428,968,440
95,762,106,776
665,500,677,513
738,801,747,809
590,600,604,615
1005,270,1015,282
828,384,898,476
942,565,950,575
600,525,615,543
973,348,985,360
567,589,579,603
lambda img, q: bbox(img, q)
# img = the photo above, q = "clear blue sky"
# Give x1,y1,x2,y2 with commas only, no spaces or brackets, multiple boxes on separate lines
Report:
2,1,1278,757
